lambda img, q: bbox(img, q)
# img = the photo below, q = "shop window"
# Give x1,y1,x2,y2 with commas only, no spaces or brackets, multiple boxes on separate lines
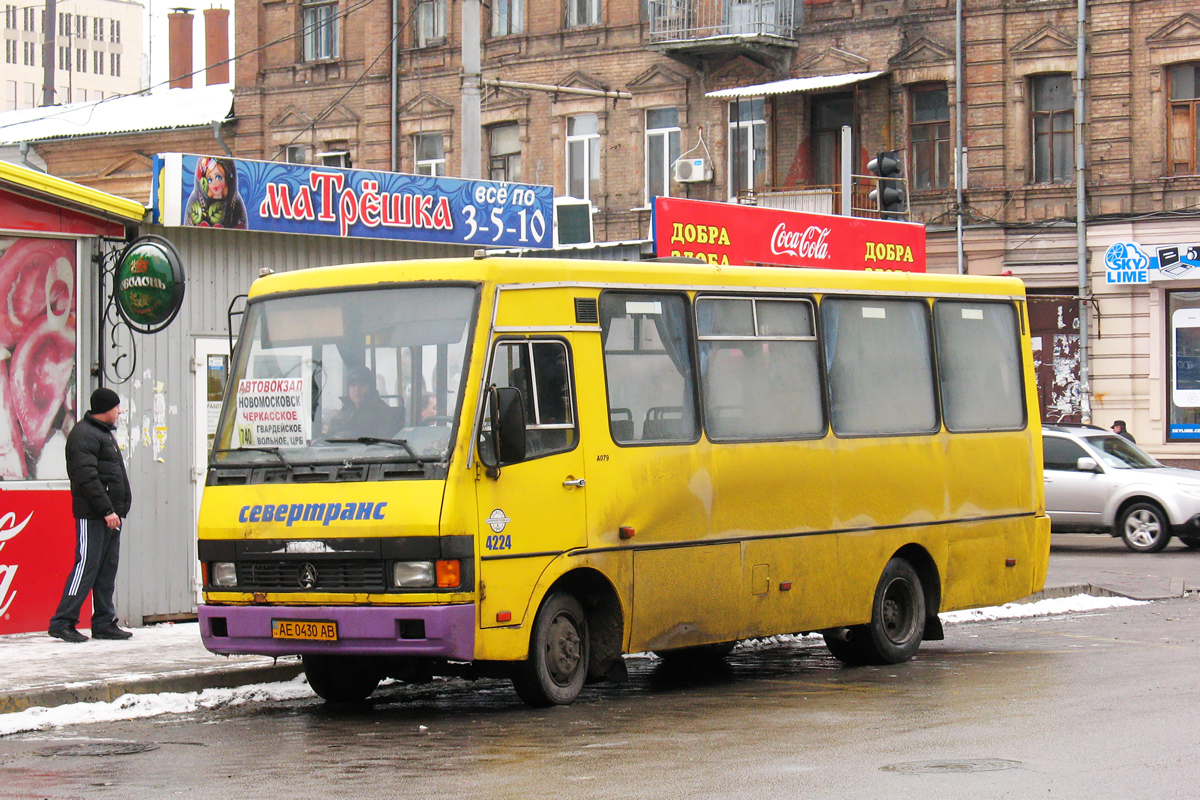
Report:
491,0,523,36
728,97,766,198
1168,291,1200,440
646,107,680,203
910,84,951,191
489,123,521,182
1169,63,1200,176
1030,74,1074,184
414,132,446,176
301,0,339,61
566,113,600,203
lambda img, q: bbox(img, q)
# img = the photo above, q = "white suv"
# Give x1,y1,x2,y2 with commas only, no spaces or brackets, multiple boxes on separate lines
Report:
1043,425,1200,553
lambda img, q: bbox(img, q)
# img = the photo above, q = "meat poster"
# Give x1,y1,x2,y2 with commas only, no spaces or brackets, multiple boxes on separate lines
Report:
0,237,77,481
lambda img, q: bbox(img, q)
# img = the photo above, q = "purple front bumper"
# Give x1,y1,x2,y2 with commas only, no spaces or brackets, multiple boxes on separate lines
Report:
199,603,476,661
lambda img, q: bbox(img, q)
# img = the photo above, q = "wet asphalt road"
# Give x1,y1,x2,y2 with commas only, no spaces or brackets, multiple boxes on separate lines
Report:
3,537,1200,799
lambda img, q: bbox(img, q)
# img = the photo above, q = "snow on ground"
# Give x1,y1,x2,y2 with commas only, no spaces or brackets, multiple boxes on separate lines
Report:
0,593,1146,737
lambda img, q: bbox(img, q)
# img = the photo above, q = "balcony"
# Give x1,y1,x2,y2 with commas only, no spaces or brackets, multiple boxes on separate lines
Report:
648,0,799,70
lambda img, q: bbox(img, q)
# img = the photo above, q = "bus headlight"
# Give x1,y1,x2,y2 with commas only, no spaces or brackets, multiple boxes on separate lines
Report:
211,562,238,587
393,561,434,588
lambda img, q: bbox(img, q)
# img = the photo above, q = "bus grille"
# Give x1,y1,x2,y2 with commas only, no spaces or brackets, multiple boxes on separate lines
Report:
239,560,387,592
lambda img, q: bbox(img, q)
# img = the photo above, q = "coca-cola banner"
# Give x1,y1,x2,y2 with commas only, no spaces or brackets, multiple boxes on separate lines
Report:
652,197,926,273
0,490,86,634
0,237,77,480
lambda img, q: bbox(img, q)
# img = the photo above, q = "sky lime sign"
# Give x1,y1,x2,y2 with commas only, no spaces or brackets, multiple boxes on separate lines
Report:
115,235,186,333
1105,241,1200,284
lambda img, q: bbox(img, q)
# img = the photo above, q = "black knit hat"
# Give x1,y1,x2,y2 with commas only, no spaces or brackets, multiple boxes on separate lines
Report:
90,387,121,414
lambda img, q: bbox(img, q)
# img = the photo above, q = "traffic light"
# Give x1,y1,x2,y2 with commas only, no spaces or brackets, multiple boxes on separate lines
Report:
867,151,906,220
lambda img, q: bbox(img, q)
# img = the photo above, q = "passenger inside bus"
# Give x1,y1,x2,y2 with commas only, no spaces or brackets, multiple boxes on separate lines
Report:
328,367,404,439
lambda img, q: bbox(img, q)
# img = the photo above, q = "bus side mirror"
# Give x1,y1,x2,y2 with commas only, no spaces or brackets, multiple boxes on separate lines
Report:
480,386,526,478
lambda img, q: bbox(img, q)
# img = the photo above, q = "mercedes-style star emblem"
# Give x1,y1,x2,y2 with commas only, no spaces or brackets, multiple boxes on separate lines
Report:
298,562,318,590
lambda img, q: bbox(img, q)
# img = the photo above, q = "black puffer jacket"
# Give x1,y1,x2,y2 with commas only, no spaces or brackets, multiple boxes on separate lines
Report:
66,414,131,519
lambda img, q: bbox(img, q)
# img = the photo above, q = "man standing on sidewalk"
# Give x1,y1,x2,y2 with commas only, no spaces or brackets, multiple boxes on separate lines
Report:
48,388,133,643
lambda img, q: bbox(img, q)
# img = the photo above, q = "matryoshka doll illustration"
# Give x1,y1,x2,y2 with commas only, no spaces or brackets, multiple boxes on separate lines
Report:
184,156,248,229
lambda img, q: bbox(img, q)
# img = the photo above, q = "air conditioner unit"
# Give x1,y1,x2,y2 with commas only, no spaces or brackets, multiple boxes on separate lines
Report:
673,157,713,183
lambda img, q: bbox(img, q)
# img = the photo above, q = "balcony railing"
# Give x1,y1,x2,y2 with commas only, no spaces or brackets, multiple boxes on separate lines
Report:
739,181,886,219
648,0,797,44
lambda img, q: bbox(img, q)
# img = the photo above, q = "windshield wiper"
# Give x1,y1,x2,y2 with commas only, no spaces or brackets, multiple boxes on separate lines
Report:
212,446,293,466
324,437,424,465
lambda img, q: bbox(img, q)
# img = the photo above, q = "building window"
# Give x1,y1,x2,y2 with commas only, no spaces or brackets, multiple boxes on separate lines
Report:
728,97,766,197
318,142,351,168
489,123,521,182
415,0,445,47
1169,63,1200,176
23,41,34,66
910,85,951,190
110,19,120,43
1030,74,1074,184
93,49,104,74
110,51,120,76
566,113,600,202
810,93,852,187
93,16,103,40
76,47,86,73
74,14,85,37
566,0,600,27
4,39,15,65
58,45,68,70
302,0,338,61
491,0,523,35
23,6,35,31
413,132,446,175
284,144,309,164
4,5,15,29
58,12,69,36
646,107,680,203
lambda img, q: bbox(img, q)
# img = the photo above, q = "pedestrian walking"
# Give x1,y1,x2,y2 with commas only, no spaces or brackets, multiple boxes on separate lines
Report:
1111,419,1136,444
48,388,133,643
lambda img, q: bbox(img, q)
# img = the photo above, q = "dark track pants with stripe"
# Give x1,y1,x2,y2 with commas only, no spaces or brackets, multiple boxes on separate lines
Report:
49,518,121,632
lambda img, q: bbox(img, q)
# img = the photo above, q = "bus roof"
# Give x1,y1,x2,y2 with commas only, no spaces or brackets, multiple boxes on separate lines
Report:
247,256,1028,300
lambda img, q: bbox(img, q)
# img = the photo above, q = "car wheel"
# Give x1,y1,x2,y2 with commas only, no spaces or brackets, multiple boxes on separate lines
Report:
1118,502,1172,553
1179,536,1200,550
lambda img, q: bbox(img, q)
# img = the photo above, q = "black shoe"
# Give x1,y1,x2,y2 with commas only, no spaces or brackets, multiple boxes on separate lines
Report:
48,626,88,643
91,626,133,640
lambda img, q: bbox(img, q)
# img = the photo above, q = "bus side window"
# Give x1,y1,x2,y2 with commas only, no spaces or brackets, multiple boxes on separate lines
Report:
486,339,577,461
933,300,1025,431
599,292,698,445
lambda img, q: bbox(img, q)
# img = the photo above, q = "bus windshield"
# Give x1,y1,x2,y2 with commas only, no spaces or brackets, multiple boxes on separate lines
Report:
212,284,477,469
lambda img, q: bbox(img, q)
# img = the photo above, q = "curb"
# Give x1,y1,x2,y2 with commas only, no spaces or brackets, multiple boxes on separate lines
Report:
0,661,304,715
1022,581,1188,603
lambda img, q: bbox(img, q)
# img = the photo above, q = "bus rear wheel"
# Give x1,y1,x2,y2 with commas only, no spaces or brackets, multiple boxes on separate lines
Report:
512,592,590,707
302,654,382,703
860,557,926,664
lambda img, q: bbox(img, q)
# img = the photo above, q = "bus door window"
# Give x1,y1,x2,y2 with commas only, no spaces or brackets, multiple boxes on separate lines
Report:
598,292,698,444
485,339,577,460
696,296,824,440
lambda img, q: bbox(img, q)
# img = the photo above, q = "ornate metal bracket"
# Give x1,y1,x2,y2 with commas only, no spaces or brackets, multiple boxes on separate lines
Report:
94,239,137,385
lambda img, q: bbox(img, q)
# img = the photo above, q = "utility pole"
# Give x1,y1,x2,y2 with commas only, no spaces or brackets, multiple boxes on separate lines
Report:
41,0,56,105
461,0,481,179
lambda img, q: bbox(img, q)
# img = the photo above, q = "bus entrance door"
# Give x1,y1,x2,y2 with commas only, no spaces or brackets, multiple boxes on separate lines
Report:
475,335,587,629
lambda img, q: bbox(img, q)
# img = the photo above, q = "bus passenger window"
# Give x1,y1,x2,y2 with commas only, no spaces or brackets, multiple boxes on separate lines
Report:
599,292,698,444
696,296,824,440
822,297,938,436
486,340,576,460
934,301,1025,431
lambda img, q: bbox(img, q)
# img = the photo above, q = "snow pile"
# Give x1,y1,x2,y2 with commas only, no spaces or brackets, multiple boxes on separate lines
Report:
939,593,1144,623
0,676,313,738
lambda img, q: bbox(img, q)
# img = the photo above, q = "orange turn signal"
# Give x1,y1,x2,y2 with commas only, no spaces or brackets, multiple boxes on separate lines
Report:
619,526,636,540
496,611,512,622
436,559,461,587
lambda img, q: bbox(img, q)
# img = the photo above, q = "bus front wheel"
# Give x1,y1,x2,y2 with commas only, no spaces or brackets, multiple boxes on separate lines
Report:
302,654,382,703
860,557,926,664
512,591,590,707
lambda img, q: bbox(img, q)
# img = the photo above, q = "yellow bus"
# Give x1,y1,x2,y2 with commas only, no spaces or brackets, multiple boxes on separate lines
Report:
198,257,1049,706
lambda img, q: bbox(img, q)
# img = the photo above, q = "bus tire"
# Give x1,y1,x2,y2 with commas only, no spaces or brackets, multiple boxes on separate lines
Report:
302,654,382,703
822,627,870,666
511,591,590,707
1119,502,1171,553
860,557,926,665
